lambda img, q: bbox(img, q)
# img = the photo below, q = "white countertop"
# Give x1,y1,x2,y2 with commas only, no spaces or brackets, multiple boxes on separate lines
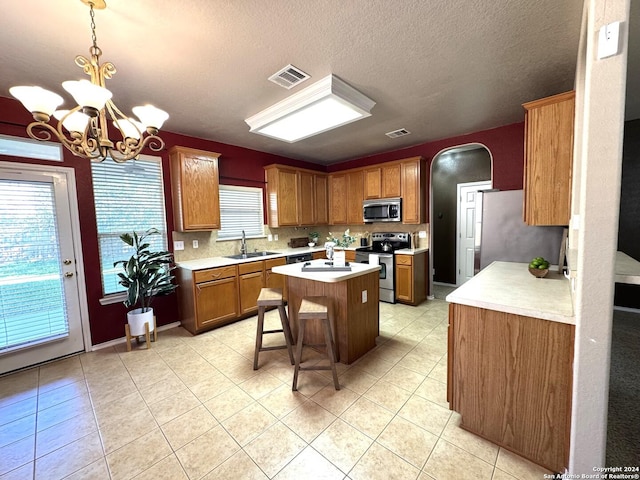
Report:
395,247,429,255
446,261,575,325
176,247,324,271
272,258,380,283
615,251,640,285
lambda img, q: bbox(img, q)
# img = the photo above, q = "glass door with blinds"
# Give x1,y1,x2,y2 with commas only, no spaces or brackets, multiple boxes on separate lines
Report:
0,169,85,375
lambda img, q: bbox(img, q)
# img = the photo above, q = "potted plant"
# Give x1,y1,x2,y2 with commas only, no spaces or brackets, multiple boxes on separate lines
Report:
309,231,320,244
114,228,177,340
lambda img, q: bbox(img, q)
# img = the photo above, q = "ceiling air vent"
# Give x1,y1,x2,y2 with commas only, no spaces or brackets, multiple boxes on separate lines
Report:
385,128,411,139
268,64,310,89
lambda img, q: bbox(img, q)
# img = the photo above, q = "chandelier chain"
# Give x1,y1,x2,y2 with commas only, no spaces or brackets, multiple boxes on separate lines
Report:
89,3,100,56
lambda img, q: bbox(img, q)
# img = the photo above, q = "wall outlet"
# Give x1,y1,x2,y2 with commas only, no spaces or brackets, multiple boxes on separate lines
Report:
274,234,279,241
174,241,184,251
192,240,199,249
362,290,367,303
268,234,273,242
418,230,427,238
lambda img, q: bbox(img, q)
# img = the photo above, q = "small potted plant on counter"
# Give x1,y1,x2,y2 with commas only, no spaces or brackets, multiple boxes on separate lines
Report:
114,228,177,349
309,231,320,245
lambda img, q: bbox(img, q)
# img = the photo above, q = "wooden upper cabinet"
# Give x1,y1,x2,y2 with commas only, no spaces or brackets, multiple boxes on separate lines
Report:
329,173,348,225
523,91,575,226
347,170,365,225
264,164,328,227
401,157,426,224
169,146,221,231
265,165,298,227
298,171,315,226
315,174,329,225
364,164,401,199
382,164,402,198
364,167,382,199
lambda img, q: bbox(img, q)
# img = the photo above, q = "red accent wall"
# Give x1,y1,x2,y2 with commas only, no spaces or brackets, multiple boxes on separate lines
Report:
329,122,525,188
0,95,524,345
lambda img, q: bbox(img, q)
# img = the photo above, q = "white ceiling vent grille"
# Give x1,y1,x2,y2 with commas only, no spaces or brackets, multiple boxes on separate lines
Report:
268,65,310,89
385,128,411,139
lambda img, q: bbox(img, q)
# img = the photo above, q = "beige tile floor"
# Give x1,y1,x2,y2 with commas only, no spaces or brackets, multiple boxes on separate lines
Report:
0,298,553,480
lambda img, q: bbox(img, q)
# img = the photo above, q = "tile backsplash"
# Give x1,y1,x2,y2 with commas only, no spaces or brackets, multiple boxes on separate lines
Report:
173,224,429,262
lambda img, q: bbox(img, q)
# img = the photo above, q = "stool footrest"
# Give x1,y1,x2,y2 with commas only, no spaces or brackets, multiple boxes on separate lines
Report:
259,345,289,352
263,329,284,335
298,366,332,371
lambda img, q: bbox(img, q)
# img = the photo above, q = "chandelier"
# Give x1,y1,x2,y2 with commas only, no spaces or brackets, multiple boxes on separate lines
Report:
10,0,168,163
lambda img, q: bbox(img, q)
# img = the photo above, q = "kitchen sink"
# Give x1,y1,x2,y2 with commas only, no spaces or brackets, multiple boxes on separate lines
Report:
225,251,280,260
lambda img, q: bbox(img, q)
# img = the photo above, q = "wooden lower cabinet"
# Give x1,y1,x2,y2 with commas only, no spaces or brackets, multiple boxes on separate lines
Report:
448,303,574,472
395,252,427,305
177,265,239,334
312,251,325,260
178,258,291,334
238,261,265,315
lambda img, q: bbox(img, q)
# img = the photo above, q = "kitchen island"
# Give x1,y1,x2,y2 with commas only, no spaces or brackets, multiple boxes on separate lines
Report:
272,259,381,364
446,261,575,473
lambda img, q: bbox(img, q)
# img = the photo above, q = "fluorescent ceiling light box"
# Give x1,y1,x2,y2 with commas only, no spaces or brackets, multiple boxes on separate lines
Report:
245,74,375,143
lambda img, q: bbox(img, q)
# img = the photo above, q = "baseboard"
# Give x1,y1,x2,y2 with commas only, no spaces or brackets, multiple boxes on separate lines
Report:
91,321,182,351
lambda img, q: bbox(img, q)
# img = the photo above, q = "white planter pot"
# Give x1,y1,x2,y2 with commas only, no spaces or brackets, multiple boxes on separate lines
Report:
127,308,154,337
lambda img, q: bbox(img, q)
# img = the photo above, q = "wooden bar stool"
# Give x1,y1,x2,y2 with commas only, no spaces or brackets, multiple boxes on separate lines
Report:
292,296,340,391
253,288,295,370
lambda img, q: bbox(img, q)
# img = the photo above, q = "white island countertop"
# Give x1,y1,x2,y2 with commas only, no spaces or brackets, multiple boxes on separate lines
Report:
272,258,380,283
446,261,575,325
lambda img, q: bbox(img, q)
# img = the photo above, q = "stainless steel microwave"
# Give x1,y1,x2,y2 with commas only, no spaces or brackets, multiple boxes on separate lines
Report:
363,198,402,223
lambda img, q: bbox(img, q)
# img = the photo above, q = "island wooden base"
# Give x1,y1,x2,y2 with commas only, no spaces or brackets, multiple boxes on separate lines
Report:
286,271,379,364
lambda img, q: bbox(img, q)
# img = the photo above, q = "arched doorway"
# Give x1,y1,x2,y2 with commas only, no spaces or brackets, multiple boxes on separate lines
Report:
429,144,492,297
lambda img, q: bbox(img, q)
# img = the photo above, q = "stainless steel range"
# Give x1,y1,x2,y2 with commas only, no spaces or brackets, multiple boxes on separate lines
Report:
355,232,411,303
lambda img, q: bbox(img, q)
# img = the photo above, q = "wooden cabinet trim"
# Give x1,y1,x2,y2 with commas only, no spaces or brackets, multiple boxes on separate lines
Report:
193,265,237,284
238,260,265,275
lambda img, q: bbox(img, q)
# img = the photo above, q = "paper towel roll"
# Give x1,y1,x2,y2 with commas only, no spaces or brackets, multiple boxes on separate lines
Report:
369,254,380,266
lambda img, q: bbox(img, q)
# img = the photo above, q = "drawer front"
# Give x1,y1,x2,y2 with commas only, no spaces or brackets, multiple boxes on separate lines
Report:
238,260,264,275
395,254,413,266
194,265,237,283
265,257,286,270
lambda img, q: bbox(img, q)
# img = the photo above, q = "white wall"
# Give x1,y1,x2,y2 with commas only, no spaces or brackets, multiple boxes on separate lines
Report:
570,0,630,473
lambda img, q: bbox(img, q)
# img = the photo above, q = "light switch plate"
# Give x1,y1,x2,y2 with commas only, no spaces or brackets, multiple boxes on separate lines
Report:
174,240,184,251
418,230,427,238
362,290,367,303
598,21,621,59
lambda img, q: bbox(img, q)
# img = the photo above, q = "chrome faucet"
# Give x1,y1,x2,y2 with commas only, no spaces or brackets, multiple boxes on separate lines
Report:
240,230,247,255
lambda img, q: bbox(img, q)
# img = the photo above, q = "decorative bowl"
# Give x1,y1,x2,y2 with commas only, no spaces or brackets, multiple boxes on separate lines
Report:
528,267,549,278
308,242,315,247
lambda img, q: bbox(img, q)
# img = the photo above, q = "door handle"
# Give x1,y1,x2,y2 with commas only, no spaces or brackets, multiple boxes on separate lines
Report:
63,259,73,265
64,272,74,278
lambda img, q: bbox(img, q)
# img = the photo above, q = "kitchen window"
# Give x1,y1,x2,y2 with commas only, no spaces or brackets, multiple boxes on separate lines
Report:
91,155,168,297
218,185,264,240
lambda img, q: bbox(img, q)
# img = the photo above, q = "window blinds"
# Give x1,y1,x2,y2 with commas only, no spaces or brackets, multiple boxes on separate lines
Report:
0,179,69,351
91,157,167,295
218,185,265,240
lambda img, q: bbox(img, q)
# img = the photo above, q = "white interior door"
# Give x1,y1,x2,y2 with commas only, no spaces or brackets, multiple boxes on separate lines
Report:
457,181,491,286
0,167,86,375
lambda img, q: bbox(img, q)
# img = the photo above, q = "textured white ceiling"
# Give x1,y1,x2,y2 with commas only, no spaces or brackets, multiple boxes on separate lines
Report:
1,0,632,166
